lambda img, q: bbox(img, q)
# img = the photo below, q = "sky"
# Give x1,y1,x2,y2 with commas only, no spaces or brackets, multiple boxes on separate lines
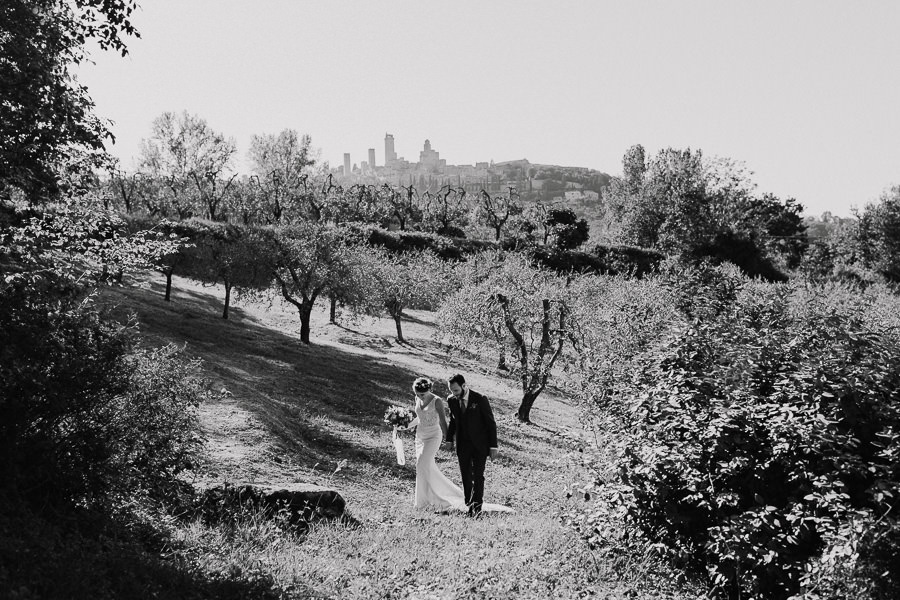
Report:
75,0,900,217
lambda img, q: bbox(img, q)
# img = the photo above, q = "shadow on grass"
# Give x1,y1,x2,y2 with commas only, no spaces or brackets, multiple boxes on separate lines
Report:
0,504,296,600
104,281,425,477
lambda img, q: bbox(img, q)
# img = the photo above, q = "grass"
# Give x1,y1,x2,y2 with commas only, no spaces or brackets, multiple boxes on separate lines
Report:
89,272,694,599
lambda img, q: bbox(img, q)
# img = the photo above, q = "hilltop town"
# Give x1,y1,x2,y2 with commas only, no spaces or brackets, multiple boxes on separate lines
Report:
333,133,612,206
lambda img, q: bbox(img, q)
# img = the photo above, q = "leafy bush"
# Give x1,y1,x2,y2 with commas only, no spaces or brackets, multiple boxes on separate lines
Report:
362,225,495,260
591,243,665,277
544,207,590,250
529,245,663,277
1,203,209,508
690,230,788,282
578,271,900,599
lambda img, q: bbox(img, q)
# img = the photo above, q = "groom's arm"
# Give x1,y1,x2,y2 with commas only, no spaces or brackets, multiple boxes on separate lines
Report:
479,393,498,450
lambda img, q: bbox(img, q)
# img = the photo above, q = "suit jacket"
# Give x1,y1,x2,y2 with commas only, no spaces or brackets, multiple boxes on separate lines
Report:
446,389,497,457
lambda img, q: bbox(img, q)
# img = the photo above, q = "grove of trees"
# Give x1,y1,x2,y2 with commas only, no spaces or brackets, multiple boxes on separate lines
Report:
4,3,900,596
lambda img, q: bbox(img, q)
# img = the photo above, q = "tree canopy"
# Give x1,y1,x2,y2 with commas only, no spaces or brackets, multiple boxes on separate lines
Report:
1,0,139,201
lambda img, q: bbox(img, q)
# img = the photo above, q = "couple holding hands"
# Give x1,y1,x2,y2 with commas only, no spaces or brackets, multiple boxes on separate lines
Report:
403,373,512,516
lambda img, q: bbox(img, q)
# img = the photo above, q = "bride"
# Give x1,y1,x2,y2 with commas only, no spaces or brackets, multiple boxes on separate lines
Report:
403,377,512,514
405,377,466,511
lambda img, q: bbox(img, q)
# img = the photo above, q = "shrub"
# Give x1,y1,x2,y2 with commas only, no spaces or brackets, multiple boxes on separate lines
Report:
592,243,665,276
580,274,900,599
1,203,209,509
529,245,663,277
690,230,787,282
361,225,495,260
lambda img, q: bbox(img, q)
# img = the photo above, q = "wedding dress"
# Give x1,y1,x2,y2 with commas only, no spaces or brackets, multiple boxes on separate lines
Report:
413,395,466,510
413,396,513,514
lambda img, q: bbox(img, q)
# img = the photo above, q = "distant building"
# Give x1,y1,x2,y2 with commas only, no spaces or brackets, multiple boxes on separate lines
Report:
584,190,599,201
360,160,368,172
418,139,445,170
368,148,376,168
343,153,351,177
384,133,397,166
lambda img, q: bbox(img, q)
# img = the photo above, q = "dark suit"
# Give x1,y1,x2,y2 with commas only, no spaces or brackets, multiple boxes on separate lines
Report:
446,389,497,511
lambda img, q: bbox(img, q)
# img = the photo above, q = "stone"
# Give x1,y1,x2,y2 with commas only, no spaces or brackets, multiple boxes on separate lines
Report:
194,482,353,529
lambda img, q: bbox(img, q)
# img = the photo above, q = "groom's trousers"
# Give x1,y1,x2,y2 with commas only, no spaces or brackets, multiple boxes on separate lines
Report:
457,445,488,509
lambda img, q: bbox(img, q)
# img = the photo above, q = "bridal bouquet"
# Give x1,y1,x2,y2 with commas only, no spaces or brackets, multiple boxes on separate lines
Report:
384,405,416,466
384,405,415,429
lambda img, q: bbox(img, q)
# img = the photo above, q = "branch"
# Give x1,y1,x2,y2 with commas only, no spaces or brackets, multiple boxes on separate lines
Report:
273,272,303,311
494,292,529,389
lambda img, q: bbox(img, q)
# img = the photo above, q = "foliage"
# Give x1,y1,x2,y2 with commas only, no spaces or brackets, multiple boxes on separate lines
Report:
122,215,203,301
605,146,808,275
0,203,208,508
733,194,808,270
565,273,681,414
590,244,665,277
101,165,153,214
689,230,788,282
0,0,139,201
247,129,315,223
327,183,388,225
577,270,900,599
265,222,362,344
421,185,470,236
438,252,570,421
138,111,237,220
607,147,708,252
476,187,522,241
855,187,900,283
186,220,272,318
383,184,425,231
362,225,497,260
545,207,590,250
362,248,451,342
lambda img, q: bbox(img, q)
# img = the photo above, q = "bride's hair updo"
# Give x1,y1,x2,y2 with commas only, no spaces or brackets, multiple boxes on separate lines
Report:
413,377,433,393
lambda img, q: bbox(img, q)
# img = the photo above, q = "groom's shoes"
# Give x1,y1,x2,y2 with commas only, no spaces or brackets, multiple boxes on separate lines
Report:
467,503,483,518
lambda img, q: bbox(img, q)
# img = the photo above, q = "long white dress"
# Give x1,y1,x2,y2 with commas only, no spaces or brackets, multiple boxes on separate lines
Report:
412,395,513,514
414,395,467,510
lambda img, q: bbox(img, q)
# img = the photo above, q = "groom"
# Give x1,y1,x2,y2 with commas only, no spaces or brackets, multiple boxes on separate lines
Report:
444,373,498,516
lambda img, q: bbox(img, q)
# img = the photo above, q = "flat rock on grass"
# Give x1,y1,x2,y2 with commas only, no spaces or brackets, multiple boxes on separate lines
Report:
196,482,350,528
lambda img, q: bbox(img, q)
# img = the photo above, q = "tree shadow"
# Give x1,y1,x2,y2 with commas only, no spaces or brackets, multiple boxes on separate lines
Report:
1,505,301,600
103,277,577,485
104,282,425,480
397,312,433,325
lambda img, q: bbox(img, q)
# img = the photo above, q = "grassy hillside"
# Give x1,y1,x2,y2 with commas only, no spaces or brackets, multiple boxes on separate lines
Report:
96,273,691,599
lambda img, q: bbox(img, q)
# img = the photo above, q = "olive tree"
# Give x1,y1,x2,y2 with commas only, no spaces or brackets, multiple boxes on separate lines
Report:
265,222,360,344
363,248,450,343
438,252,570,422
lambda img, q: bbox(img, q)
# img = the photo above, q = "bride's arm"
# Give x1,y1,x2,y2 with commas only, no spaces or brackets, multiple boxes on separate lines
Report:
436,394,449,441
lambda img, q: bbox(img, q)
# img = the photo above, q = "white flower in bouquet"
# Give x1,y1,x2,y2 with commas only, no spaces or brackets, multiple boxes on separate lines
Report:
383,405,415,429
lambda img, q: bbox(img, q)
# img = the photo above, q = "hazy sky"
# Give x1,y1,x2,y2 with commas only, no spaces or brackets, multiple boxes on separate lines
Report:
76,0,900,216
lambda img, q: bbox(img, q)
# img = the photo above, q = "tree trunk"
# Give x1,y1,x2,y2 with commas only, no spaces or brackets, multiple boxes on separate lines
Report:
517,390,540,423
329,295,337,324
299,302,313,344
495,226,502,241
164,269,173,302
393,314,405,343
222,281,232,319
497,347,508,370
